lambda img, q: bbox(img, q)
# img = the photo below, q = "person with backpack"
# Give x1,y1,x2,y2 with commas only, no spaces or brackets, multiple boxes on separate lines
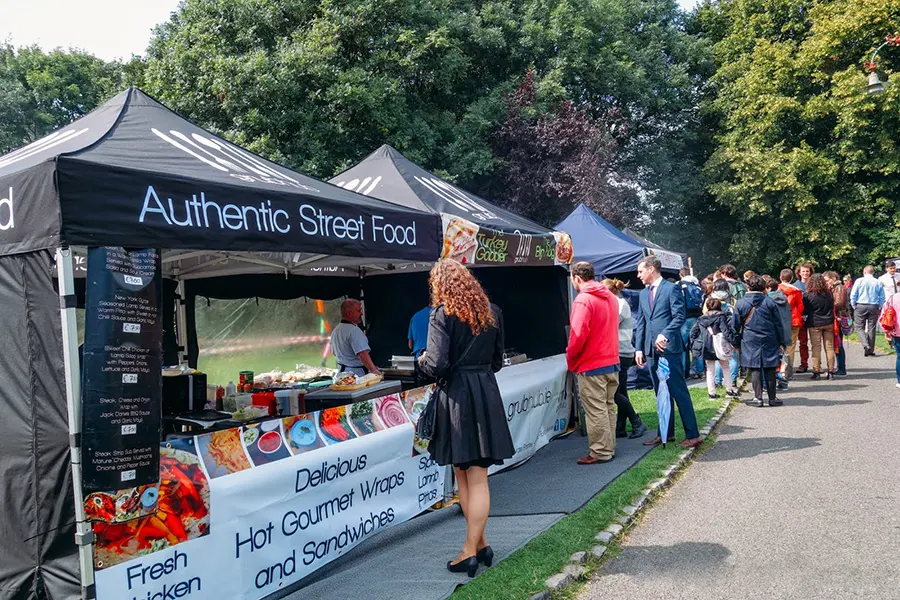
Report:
679,267,705,379
879,289,900,389
690,297,740,400
824,271,850,377
734,275,788,407
765,276,793,389
708,278,740,387
719,264,748,302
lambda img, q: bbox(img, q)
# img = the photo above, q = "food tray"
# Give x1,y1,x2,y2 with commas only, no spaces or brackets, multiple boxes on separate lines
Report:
307,380,402,401
330,383,367,392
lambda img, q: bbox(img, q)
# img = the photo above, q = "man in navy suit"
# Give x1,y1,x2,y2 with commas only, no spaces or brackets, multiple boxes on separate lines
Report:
633,255,701,448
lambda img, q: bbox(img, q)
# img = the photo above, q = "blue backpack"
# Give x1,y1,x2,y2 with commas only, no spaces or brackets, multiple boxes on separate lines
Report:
681,281,703,317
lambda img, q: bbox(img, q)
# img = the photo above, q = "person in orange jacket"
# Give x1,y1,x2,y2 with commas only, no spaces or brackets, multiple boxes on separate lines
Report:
778,268,804,380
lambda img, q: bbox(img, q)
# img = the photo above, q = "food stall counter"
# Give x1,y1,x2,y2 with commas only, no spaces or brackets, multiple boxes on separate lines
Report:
304,379,402,408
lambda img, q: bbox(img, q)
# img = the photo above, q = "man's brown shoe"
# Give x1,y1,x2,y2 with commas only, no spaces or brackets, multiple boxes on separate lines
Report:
643,436,675,447
679,437,703,448
577,455,614,465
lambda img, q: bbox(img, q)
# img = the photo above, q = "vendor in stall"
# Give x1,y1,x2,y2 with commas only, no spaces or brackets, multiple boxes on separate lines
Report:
407,305,431,359
331,299,381,376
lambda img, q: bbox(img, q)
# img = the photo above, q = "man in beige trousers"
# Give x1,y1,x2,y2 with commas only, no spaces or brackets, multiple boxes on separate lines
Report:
566,262,622,465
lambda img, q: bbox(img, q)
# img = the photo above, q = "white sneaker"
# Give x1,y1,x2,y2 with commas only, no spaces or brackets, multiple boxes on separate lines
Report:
896,383,900,389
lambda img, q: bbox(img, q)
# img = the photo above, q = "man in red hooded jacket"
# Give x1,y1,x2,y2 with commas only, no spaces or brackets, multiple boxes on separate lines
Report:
567,261,620,465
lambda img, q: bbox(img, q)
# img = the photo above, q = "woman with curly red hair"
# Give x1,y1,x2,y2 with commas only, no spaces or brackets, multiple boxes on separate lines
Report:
419,259,513,577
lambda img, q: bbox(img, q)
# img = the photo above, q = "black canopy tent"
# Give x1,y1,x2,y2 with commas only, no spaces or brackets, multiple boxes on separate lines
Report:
330,144,551,235
0,88,444,600
328,145,570,365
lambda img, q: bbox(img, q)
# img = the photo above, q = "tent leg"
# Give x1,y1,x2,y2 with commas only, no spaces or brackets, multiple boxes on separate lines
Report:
176,279,187,365
358,268,367,328
56,248,96,599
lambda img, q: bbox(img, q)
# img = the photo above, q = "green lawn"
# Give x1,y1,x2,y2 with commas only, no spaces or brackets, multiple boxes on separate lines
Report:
846,331,893,355
448,387,726,600
198,345,336,386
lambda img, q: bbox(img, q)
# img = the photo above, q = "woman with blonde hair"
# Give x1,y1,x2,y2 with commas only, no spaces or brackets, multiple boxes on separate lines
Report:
419,259,513,577
601,278,646,438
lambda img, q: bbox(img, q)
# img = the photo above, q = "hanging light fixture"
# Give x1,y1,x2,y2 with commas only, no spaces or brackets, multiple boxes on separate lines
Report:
864,34,900,96
867,71,886,96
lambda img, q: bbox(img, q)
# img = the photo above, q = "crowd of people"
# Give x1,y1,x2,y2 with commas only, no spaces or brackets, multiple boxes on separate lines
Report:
417,255,900,574
566,256,900,466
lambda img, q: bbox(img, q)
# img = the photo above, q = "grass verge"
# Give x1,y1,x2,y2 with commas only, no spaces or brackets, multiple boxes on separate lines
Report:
197,346,336,386
448,387,725,600
846,332,893,355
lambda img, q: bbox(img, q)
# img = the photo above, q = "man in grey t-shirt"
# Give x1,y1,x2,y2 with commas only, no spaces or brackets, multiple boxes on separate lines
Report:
330,299,380,376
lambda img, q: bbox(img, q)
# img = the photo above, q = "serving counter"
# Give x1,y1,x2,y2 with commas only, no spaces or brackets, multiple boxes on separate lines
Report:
91,354,570,600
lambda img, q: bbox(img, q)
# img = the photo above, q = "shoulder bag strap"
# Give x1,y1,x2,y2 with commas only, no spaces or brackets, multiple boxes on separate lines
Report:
741,305,757,332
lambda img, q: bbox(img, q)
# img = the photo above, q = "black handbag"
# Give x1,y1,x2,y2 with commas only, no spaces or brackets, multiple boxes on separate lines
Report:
416,333,480,442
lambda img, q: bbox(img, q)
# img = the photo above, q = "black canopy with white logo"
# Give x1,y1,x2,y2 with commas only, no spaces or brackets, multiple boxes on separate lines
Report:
330,144,552,235
0,89,440,261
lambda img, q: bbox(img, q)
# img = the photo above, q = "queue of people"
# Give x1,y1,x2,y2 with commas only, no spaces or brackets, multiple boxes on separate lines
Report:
390,255,900,576
566,256,900,456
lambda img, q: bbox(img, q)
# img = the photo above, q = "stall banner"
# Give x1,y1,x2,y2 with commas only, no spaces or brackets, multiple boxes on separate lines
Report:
81,247,162,492
493,355,571,473
553,231,574,265
93,394,445,600
440,213,566,266
648,248,684,270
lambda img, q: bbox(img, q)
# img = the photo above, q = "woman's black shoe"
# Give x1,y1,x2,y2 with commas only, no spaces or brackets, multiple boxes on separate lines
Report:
476,545,494,567
811,372,822,381
447,556,478,577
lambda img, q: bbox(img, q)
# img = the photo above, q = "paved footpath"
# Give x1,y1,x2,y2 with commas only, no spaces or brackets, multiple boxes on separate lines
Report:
580,342,900,600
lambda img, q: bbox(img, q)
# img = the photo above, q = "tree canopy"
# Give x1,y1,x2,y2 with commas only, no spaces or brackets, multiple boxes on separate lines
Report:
697,0,900,272
0,45,124,154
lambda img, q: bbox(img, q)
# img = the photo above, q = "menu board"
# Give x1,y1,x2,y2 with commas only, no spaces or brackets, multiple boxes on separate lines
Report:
81,248,162,492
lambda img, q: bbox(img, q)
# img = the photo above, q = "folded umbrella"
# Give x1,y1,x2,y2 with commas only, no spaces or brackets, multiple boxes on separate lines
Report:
656,358,672,448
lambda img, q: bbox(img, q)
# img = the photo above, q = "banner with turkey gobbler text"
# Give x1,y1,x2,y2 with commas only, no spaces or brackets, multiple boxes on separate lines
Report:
440,213,573,266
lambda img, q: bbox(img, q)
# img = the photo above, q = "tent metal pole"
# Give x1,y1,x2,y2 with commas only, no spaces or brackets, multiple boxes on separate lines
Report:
358,267,367,328
176,278,188,365
55,247,96,599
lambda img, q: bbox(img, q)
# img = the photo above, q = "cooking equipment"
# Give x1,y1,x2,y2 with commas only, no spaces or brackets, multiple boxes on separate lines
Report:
390,355,416,372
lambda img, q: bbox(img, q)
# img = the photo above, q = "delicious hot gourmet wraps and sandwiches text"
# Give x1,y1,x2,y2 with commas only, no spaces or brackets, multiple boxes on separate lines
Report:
91,391,447,600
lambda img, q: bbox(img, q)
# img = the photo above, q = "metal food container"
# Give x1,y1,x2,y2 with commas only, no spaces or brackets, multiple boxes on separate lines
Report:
391,355,416,372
